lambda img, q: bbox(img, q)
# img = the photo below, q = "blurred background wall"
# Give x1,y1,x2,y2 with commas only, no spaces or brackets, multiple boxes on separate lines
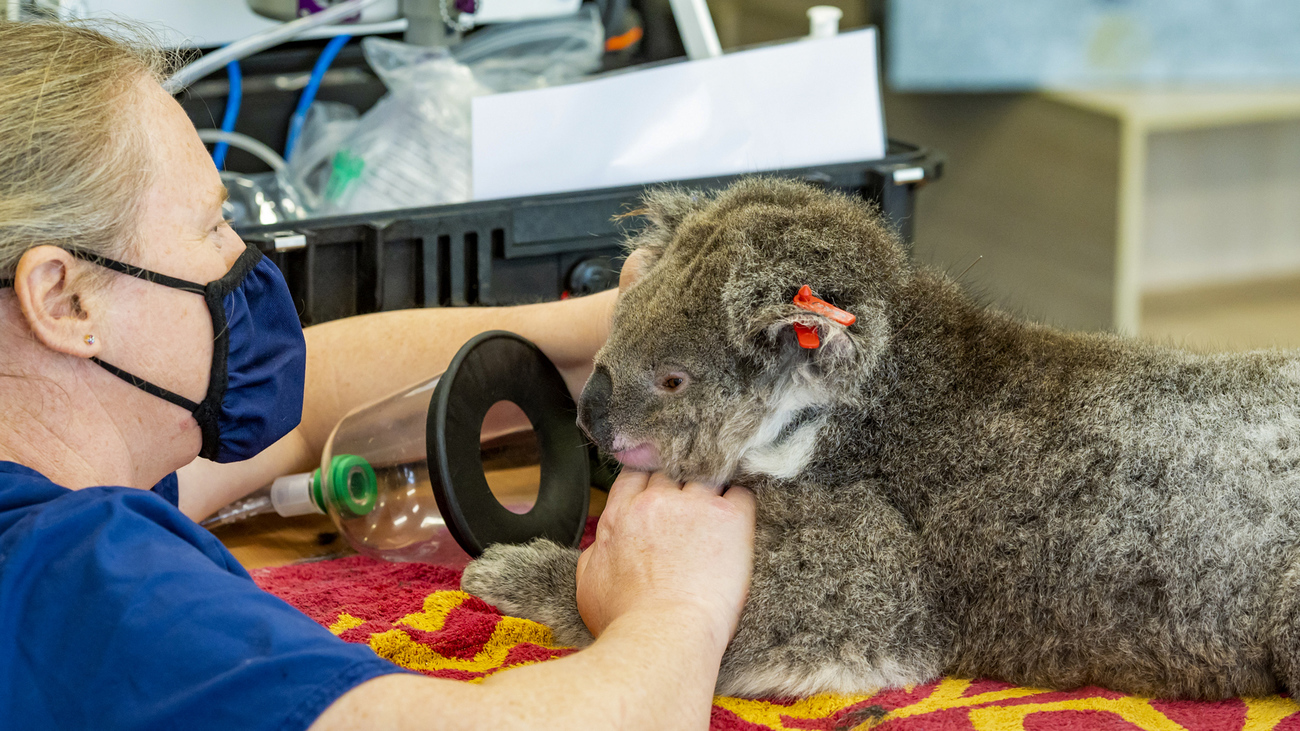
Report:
703,0,1300,352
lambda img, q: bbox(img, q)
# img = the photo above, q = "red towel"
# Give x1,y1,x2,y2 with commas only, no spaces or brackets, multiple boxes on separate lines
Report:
252,523,1300,730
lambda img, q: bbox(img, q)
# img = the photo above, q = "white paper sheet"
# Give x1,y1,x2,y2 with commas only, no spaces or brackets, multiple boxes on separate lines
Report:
471,29,885,201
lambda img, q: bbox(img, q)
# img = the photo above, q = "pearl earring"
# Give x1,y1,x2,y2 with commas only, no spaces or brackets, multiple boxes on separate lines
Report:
84,334,96,346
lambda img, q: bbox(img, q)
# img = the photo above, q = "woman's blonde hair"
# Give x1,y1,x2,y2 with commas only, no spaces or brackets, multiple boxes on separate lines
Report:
0,19,174,279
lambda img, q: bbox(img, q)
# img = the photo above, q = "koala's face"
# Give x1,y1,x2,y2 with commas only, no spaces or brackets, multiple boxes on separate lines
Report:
577,179,908,485
578,249,766,484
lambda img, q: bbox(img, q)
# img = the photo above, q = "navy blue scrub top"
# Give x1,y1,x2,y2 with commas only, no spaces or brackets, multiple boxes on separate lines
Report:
0,461,406,730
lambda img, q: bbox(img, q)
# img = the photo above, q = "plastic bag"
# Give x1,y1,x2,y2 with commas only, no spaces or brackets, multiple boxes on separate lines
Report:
321,6,604,215
283,101,360,211
455,5,605,92
322,48,484,214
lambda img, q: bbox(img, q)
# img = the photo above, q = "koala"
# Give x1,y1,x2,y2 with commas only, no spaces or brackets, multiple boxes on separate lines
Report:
462,177,1300,700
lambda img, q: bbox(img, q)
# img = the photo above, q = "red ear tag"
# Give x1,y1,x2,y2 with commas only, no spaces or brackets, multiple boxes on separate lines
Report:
793,285,857,327
792,322,821,349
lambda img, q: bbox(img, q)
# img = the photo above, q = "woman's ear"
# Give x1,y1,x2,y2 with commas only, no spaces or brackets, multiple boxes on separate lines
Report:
12,245,103,359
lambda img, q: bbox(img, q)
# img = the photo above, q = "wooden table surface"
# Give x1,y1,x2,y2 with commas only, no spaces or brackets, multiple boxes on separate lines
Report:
212,464,607,570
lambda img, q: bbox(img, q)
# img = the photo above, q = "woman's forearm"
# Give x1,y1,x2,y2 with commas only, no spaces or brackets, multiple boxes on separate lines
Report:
298,288,616,457
176,428,312,520
311,604,727,731
475,605,727,730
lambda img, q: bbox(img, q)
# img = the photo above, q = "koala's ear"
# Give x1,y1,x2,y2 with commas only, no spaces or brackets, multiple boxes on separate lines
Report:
642,187,709,231
618,187,711,274
730,289,892,391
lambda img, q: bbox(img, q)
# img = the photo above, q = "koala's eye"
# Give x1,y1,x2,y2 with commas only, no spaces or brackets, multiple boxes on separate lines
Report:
656,373,689,393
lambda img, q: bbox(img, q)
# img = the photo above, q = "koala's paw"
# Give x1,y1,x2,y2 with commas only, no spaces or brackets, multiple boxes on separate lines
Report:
461,538,594,648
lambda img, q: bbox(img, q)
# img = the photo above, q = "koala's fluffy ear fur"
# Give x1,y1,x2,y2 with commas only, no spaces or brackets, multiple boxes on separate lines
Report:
619,187,712,280
724,265,894,400
708,180,910,399
620,178,907,399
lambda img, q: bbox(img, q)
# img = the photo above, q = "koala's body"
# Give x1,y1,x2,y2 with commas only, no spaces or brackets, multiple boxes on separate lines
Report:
462,178,1300,700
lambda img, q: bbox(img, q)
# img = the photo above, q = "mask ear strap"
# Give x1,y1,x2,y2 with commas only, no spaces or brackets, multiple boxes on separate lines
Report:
1,257,205,413
90,356,203,414
66,250,207,294
0,254,208,293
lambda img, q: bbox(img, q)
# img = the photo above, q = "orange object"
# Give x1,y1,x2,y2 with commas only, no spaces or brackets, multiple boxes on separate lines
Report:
605,26,644,52
793,285,856,326
793,322,820,349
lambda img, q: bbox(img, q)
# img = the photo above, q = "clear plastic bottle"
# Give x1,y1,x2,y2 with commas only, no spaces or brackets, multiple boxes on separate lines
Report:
270,331,590,564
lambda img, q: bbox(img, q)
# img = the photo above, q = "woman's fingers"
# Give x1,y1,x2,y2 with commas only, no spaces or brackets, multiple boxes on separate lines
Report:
576,467,758,641
603,468,650,514
681,480,726,498
618,247,653,293
575,546,592,583
722,484,755,509
643,471,685,494
625,470,729,498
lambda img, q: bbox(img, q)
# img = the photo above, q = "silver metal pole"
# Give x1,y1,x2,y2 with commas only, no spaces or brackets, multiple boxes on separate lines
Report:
667,0,722,59
402,0,452,46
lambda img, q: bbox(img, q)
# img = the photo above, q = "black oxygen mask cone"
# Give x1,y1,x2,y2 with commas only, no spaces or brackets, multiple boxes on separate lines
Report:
272,331,590,563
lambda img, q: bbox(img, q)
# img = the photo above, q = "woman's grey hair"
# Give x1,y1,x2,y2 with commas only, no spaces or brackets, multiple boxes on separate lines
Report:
0,19,177,282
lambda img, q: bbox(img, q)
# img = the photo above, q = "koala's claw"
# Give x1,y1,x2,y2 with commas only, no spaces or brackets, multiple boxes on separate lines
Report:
461,539,594,648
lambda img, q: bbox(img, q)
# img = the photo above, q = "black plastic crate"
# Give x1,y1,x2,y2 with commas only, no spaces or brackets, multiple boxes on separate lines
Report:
237,140,943,327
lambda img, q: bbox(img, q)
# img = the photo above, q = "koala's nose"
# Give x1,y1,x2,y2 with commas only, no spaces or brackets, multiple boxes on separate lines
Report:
578,365,613,448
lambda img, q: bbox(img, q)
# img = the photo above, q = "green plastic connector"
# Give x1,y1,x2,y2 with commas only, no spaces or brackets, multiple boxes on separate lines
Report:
312,454,378,518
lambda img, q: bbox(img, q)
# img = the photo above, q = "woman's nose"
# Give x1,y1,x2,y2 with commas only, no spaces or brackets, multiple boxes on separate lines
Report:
222,235,248,270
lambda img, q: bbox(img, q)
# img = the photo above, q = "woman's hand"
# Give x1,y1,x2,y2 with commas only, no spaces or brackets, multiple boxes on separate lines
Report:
317,470,756,731
575,470,756,650
618,247,653,294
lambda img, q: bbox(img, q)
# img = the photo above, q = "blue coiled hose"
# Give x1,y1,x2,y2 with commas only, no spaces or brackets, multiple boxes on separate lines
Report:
211,60,242,170
285,34,353,162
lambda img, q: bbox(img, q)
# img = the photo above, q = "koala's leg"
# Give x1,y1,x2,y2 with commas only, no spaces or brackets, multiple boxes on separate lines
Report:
715,483,950,698
461,538,595,648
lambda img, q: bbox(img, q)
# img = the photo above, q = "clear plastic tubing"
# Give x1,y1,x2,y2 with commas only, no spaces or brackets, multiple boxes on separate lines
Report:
163,0,384,94
196,129,288,172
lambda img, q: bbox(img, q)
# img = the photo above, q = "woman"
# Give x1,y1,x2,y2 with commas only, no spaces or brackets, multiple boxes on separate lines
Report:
0,20,754,731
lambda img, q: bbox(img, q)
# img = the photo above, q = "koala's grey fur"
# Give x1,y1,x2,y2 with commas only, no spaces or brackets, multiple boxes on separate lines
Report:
462,177,1300,700
461,539,591,646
